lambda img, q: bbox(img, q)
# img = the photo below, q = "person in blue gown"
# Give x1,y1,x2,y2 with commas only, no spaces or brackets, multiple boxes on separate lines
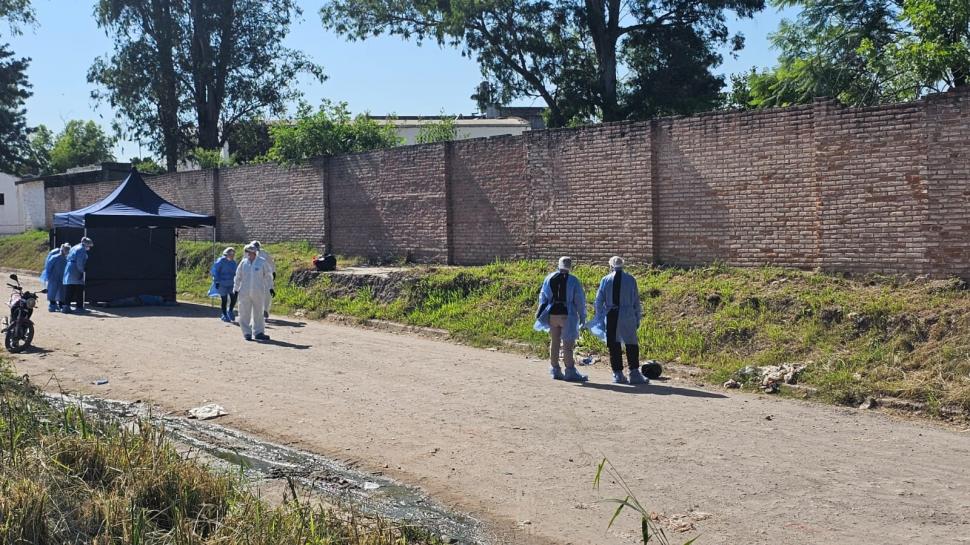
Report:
534,256,588,382
589,256,648,385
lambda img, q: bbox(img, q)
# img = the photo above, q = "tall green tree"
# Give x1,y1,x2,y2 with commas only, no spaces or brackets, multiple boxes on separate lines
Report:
891,0,970,89
0,0,34,174
0,0,34,33
737,0,969,109
90,0,323,172
0,45,31,173
48,120,116,173
321,0,764,127
25,123,52,174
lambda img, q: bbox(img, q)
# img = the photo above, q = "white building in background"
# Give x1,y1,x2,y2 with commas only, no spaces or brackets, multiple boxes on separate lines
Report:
16,177,46,231
0,173,23,234
382,116,533,145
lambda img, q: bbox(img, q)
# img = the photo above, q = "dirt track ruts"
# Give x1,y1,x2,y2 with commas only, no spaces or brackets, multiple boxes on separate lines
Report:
8,275,970,545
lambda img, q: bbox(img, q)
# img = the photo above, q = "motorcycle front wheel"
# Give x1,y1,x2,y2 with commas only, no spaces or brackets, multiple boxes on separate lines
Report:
4,324,33,353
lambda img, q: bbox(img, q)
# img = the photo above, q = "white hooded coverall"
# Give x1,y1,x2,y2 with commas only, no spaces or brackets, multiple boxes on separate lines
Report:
233,255,273,337
258,249,276,314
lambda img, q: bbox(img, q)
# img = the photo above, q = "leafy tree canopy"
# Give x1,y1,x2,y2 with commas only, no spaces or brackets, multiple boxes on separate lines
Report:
47,120,116,174
265,101,402,164
321,0,764,127
90,0,323,172
731,0,969,108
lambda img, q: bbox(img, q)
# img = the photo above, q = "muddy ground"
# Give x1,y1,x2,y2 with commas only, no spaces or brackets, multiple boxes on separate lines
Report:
7,274,970,544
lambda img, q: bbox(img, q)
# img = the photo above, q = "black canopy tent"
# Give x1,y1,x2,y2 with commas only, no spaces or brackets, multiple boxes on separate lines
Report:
51,169,216,304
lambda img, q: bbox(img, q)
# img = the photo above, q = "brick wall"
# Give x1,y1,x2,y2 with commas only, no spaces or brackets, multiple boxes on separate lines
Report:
217,162,325,245
656,106,818,268
926,91,970,278
449,136,530,264
38,87,970,277
527,123,654,264
329,145,449,262
815,100,930,274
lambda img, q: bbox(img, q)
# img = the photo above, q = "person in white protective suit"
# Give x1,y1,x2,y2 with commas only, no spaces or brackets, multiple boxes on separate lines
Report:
250,240,276,319
534,256,589,382
588,256,648,384
233,244,274,341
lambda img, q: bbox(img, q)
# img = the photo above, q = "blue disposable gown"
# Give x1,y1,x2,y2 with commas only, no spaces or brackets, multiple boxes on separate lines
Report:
208,256,238,297
588,270,642,345
533,271,587,342
40,249,67,303
62,244,88,285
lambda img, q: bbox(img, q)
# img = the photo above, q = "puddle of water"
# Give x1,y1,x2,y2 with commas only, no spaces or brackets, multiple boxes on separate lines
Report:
46,393,487,544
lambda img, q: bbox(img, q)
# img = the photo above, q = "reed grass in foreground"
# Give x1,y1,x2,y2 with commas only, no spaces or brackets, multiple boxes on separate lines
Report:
0,361,440,545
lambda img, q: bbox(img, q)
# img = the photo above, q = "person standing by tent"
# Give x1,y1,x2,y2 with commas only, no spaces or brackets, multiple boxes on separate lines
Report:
209,247,238,322
589,256,648,385
40,243,70,311
534,256,589,382
250,241,276,319
62,237,93,313
233,244,273,341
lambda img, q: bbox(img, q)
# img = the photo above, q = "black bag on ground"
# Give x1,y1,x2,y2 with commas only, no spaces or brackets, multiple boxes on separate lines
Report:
641,360,663,380
313,254,337,272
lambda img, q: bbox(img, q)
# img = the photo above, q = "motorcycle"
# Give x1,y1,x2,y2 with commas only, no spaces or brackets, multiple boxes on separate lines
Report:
2,273,45,353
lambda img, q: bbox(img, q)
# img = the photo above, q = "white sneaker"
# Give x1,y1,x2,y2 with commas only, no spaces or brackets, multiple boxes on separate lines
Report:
628,368,649,385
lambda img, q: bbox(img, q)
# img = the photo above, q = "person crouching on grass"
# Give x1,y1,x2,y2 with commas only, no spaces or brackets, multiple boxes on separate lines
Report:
534,256,588,382
233,244,273,342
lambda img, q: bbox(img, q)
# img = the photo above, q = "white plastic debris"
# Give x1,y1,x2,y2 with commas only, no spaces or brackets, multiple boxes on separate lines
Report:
188,403,228,420
363,481,380,491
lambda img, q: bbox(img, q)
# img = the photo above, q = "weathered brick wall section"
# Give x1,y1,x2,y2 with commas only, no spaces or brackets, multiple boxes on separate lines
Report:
656,106,818,268
37,87,970,276
329,145,449,262
44,186,72,228
527,123,654,264
217,162,325,245
145,171,215,241
815,101,930,274
926,91,970,278
449,136,530,264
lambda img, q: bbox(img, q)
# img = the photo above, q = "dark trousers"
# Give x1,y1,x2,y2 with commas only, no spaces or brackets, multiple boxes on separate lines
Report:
67,284,84,309
606,309,639,372
220,292,238,315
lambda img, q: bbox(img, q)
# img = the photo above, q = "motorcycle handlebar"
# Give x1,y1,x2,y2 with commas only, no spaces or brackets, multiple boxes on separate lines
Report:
6,283,20,289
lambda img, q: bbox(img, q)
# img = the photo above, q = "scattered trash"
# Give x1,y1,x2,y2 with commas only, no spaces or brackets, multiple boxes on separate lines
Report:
723,378,741,389
92,378,109,385
650,510,712,533
859,397,879,410
734,363,806,393
188,403,228,420
363,481,380,491
579,355,595,365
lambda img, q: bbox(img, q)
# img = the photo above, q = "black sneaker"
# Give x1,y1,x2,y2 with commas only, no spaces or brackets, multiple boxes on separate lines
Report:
254,333,270,341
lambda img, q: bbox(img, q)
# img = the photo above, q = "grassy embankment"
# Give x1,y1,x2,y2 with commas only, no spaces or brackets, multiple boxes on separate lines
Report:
0,359,440,544
4,230,970,414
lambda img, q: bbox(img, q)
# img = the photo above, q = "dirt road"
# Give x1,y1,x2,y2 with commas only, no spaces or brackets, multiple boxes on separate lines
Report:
8,275,970,544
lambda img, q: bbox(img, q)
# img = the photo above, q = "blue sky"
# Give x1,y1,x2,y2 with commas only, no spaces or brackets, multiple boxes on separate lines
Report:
5,1,795,160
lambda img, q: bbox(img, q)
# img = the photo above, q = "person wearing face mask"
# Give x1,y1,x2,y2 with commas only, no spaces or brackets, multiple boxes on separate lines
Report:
233,244,273,341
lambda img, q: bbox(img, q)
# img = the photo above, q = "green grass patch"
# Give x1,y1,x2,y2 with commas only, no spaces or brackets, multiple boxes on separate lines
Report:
0,230,49,272
5,235,970,414
0,359,440,544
